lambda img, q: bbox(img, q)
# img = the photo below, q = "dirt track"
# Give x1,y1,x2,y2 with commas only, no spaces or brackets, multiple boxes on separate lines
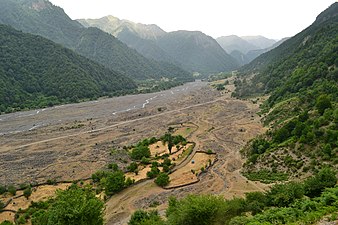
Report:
0,80,267,224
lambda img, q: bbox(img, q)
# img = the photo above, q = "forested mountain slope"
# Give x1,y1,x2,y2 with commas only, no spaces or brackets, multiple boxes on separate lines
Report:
78,17,240,76
156,30,239,75
0,24,136,113
78,16,175,63
0,0,192,81
233,3,338,180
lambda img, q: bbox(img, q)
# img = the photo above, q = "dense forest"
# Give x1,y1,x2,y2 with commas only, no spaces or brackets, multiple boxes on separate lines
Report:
0,24,136,113
0,0,193,81
233,3,337,179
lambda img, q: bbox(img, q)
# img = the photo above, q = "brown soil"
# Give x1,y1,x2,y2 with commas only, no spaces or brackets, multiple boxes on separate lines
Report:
0,183,70,223
168,152,216,188
0,80,267,224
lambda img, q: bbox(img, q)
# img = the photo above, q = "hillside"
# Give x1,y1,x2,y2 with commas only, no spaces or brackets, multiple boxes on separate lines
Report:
216,35,258,54
78,16,175,63
78,17,239,75
234,2,338,180
241,35,276,49
216,35,279,66
245,37,289,63
0,0,192,81
156,30,239,75
0,24,136,113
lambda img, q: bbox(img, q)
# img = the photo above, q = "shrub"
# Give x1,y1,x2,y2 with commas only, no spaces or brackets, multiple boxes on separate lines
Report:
131,145,151,160
304,167,337,197
127,162,138,173
108,163,119,171
23,186,32,199
0,185,6,194
155,173,170,187
8,185,16,196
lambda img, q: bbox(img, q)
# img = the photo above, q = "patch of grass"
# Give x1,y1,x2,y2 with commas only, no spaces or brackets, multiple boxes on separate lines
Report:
243,169,289,183
176,144,194,163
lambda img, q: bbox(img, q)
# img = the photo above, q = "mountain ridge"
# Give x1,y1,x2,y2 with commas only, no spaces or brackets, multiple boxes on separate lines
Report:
0,24,136,113
0,0,192,81
78,16,240,75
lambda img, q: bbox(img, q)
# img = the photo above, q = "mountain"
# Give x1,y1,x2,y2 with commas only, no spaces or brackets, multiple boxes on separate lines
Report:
234,3,338,179
78,17,239,75
0,0,192,81
245,37,289,63
216,35,258,54
78,16,166,40
156,31,239,75
0,24,136,113
78,16,175,63
216,35,280,66
241,35,276,49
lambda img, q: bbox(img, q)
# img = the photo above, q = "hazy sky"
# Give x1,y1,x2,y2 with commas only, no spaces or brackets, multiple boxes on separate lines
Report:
49,0,335,40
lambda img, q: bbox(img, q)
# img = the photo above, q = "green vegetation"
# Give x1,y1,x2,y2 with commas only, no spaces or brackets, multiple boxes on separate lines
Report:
127,162,139,173
156,30,239,75
0,0,194,82
0,24,136,113
128,210,164,225
7,185,16,196
30,185,104,225
155,172,170,187
146,162,160,179
0,221,14,225
242,169,288,183
91,168,134,196
23,186,32,199
131,144,151,160
235,3,338,177
129,168,337,225
208,72,232,81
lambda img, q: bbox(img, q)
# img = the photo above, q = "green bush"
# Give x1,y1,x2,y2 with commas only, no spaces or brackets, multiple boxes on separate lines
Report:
127,162,138,173
131,145,151,160
7,185,16,196
155,173,170,187
304,168,337,197
31,186,104,225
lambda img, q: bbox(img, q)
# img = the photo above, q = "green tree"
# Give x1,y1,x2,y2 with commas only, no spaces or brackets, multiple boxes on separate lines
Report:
7,185,16,196
104,170,126,195
0,185,6,194
23,186,32,199
166,195,242,225
108,163,119,171
267,182,304,207
0,200,4,209
155,172,170,187
31,186,104,225
316,94,332,115
304,168,337,197
162,133,174,154
0,221,14,225
127,162,138,173
131,145,151,160
129,210,164,225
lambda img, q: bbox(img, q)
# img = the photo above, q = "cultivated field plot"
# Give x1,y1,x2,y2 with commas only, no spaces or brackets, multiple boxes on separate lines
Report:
0,183,70,223
168,152,216,188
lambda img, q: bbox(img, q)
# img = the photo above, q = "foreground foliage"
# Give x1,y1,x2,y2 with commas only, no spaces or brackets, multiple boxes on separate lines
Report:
129,168,337,225
31,185,104,225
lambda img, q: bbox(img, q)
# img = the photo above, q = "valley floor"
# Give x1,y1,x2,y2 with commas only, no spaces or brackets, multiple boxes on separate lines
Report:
0,80,267,224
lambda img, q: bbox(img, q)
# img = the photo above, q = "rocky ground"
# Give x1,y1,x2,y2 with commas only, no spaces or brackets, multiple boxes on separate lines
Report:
0,80,267,224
